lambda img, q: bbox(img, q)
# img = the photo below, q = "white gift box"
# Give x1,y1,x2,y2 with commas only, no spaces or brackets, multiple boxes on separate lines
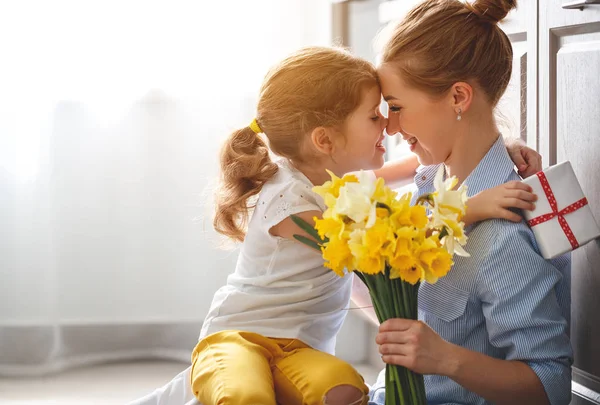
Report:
522,161,600,259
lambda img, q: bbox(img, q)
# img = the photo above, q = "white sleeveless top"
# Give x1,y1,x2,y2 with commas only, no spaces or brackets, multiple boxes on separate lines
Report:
200,159,353,354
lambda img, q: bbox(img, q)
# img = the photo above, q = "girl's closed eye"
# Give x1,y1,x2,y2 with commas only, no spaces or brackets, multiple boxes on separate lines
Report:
370,109,383,121
389,105,402,113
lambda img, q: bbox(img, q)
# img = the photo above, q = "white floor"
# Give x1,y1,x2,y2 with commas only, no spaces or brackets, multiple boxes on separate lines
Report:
0,361,381,405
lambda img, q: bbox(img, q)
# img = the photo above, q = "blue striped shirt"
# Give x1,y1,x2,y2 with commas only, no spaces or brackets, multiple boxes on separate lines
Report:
369,136,573,405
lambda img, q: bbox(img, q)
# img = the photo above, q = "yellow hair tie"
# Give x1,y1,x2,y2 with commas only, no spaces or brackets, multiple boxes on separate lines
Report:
249,118,262,134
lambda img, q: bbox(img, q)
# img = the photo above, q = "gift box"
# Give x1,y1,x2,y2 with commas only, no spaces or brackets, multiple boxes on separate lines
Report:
522,161,600,259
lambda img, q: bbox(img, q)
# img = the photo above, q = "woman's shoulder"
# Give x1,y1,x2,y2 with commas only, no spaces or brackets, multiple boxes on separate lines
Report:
467,218,566,288
468,218,538,258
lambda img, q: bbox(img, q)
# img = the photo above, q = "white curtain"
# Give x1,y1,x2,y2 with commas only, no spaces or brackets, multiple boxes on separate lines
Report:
0,0,351,377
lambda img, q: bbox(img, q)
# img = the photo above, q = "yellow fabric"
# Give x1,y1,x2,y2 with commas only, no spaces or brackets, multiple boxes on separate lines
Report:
191,330,369,405
249,118,262,134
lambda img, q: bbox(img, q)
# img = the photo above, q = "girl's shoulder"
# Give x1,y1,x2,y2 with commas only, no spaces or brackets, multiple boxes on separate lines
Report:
251,159,325,232
258,159,324,209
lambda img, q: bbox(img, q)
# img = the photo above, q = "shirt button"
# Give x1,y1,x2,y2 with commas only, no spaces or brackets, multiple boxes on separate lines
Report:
421,175,427,181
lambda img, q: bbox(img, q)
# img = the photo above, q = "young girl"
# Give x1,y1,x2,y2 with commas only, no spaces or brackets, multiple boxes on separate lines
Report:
193,46,540,405
370,1,572,404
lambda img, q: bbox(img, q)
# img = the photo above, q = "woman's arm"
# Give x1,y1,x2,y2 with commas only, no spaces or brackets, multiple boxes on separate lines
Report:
445,342,550,405
377,319,551,405
376,224,572,405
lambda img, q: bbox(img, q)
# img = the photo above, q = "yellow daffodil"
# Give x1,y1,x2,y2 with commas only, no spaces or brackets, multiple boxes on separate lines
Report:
388,193,427,229
390,252,423,285
347,228,385,275
366,219,396,258
322,234,354,276
356,254,385,275
313,170,358,199
414,236,454,283
372,177,398,207
314,216,343,240
308,166,468,285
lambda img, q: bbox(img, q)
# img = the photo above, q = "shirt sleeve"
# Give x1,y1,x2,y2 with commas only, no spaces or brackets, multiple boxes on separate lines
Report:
476,221,573,405
256,178,323,232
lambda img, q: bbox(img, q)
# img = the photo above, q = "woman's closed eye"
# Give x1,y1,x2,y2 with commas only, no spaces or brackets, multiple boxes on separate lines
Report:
388,105,402,113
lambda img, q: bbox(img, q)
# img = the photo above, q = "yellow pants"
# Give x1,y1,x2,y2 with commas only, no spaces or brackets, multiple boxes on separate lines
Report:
191,330,369,405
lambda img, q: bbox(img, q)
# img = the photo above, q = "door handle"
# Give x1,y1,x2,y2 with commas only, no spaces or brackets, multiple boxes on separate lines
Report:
562,0,600,9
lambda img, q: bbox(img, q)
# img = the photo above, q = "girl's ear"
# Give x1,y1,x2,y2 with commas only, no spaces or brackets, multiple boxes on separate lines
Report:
310,126,335,155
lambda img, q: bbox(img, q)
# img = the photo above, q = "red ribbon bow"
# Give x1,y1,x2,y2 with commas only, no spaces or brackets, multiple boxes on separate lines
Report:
527,171,588,249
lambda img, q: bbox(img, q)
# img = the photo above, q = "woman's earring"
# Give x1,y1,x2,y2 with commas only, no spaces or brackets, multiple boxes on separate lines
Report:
456,108,462,121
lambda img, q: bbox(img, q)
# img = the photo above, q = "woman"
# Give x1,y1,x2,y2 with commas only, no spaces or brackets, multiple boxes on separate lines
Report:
368,0,572,404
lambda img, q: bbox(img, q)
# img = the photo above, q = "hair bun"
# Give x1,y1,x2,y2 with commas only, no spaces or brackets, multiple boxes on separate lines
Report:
466,0,517,24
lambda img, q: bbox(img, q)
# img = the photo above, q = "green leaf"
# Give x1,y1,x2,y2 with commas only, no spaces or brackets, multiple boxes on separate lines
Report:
290,214,325,243
292,234,322,251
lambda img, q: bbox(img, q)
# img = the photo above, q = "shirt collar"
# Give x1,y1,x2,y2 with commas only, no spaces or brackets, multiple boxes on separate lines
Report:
413,136,517,197
462,135,516,196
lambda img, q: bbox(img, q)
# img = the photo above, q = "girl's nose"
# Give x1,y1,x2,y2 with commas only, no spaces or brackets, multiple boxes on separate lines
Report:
386,119,399,136
380,117,388,130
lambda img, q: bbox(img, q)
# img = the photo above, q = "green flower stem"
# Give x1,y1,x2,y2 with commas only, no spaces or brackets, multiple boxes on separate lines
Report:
401,281,412,321
356,271,426,405
404,365,419,404
392,365,407,405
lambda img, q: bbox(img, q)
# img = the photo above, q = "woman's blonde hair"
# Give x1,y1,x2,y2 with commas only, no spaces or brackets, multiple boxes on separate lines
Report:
214,46,378,242
381,0,516,106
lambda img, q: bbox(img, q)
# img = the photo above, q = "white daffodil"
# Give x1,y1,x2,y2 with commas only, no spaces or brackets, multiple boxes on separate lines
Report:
430,166,470,257
334,171,378,228
432,165,469,219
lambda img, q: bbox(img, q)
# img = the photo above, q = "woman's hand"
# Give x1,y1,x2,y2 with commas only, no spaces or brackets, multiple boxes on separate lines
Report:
464,181,537,225
376,319,459,376
506,139,542,178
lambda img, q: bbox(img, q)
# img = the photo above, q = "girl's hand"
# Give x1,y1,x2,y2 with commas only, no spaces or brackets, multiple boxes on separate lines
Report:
465,181,537,225
506,140,542,178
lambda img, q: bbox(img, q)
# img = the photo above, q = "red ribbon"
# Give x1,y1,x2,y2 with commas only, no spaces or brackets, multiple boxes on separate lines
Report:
527,171,588,249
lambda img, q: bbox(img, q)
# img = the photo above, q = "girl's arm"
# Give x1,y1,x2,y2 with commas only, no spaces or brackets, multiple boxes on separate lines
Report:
373,154,419,185
463,181,537,226
375,140,542,185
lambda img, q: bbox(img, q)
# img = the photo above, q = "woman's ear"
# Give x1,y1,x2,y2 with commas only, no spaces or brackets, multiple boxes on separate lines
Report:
450,81,474,115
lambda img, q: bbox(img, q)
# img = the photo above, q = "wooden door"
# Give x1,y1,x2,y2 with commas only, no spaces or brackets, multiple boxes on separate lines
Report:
539,1,600,403
497,0,538,147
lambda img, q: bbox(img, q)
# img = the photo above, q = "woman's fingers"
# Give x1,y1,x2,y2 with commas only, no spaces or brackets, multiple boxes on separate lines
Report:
379,318,415,333
376,331,413,345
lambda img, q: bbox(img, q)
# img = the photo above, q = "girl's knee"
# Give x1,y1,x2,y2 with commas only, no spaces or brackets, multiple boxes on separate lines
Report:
198,390,276,405
323,384,367,405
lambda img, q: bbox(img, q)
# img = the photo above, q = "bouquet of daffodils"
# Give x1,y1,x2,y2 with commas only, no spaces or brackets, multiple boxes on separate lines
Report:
291,167,469,405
